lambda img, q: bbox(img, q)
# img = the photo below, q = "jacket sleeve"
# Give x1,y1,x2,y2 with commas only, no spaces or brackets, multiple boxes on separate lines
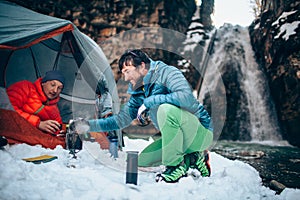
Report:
143,65,212,130
88,103,133,132
6,82,41,127
52,105,63,131
143,66,199,113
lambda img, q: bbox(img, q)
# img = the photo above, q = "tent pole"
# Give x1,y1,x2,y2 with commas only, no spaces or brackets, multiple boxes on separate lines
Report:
2,51,14,88
29,47,41,78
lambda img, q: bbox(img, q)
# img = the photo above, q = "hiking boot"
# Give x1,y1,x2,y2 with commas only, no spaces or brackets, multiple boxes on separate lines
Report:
185,151,211,177
155,161,188,183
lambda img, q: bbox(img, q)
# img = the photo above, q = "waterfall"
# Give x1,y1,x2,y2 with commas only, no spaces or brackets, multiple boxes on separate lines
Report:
238,27,281,141
180,6,282,142
200,24,282,142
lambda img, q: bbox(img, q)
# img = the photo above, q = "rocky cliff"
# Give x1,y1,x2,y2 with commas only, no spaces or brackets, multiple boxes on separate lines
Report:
249,0,300,147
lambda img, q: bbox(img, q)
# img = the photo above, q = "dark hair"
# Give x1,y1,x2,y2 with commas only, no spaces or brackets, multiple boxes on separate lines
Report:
118,49,150,71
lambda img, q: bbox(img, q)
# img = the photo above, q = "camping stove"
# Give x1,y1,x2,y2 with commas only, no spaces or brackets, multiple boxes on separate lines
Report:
66,121,83,159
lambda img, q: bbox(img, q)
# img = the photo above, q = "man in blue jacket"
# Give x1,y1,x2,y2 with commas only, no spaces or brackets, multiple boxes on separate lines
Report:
88,49,213,183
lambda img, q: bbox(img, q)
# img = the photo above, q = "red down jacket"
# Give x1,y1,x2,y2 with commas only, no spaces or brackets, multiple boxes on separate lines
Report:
6,78,62,135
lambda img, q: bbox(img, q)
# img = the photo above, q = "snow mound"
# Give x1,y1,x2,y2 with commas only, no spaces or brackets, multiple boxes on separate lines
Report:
0,137,299,200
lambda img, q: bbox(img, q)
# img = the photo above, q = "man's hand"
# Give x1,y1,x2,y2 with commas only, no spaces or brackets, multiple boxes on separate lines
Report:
69,118,90,134
137,104,147,117
137,104,150,126
38,120,61,135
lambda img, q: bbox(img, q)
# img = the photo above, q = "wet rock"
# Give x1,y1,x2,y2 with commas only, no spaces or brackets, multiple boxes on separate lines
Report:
269,180,286,194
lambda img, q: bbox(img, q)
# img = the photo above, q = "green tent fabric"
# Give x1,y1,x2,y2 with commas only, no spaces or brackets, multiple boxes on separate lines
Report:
0,1,72,48
0,1,121,143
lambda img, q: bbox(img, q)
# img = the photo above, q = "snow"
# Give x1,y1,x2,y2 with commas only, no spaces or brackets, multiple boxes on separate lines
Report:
274,21,300,40
272,11,297,27
253,10,299,40
270,10,299,41
183,6,206,52
1,137,299,200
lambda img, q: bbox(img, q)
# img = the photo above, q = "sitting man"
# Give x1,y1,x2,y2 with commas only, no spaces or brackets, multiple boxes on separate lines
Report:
3,70,66,149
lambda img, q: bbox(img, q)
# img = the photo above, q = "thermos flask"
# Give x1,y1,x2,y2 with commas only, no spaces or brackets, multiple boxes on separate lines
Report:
125,151,138,185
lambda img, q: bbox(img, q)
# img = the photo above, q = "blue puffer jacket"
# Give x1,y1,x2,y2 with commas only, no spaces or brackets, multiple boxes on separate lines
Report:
89,60,212,132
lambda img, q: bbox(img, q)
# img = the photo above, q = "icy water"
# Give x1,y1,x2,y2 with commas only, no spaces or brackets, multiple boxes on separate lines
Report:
212,141,300,190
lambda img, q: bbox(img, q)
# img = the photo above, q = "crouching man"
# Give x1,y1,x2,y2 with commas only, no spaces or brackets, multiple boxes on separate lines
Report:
87,49,213,183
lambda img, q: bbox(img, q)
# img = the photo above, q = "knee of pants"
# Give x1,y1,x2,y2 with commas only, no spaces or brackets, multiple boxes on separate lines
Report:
157,103,178,117
157,104,180,128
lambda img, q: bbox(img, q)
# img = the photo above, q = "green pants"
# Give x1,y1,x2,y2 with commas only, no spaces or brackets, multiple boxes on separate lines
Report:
138,104,213,167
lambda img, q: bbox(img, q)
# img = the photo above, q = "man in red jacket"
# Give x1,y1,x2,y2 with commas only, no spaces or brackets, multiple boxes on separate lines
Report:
3,70,66,149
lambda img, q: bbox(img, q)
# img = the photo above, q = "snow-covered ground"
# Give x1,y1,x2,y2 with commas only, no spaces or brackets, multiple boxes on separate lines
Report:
0,136,299,200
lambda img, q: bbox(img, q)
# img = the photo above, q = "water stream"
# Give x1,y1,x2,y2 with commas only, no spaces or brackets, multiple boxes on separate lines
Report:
200,24,282,142
213,140,300,190
234,26,281,141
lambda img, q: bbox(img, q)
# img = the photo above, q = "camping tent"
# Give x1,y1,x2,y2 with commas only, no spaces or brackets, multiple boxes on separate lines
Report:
0,1,121,141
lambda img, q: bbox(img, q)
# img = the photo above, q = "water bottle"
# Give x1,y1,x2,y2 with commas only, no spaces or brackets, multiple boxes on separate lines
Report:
109,137,118,158
125,151,139,185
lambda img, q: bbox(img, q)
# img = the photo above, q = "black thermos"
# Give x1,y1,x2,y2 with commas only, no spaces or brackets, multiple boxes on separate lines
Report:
125,151,138,185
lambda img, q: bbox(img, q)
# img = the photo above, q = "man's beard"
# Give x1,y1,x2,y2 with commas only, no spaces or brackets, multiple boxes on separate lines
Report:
132,75,144,91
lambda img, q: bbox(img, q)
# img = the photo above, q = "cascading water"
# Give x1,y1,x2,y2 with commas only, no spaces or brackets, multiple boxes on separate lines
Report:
200,24,282,142
179,6,282,142
238,27,281,141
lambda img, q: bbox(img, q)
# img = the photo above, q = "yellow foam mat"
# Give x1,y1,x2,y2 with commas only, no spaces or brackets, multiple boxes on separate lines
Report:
22,155,58,164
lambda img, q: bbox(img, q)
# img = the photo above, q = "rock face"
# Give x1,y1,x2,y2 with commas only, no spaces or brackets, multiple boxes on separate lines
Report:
249,0,300,147
199,0,214,30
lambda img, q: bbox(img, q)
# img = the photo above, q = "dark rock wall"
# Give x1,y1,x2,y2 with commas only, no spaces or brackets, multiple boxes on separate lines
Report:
219,59,252,141
199,0,214,30
249,0,300,147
